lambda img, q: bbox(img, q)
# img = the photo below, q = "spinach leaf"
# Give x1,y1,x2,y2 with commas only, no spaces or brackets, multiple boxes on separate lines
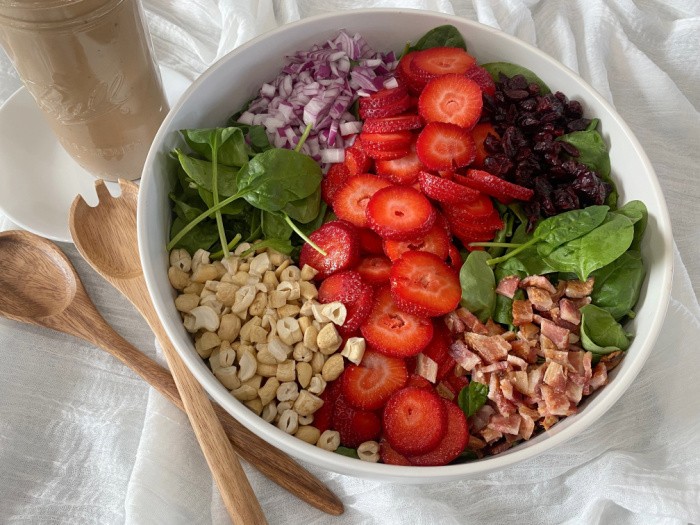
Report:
283,185,322,224
169,216,218,253
499,223,557,276
239,237,294,256
408,25,467,52
557,128,611,179
457,382,489,418
535,205,609,256
580,304,631,353
182,127,248,167
488,205,514,258
170,193,204,223
174,149,239,197
334,446,359,460
196,186,249,215
459,251,496,322
613,200,647,250
544,213,634,280
591,250,645,320
481,62,551,94
261,210,293,240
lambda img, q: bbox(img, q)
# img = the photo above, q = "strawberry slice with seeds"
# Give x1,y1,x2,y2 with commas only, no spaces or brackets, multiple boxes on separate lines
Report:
383,386,447,455
471,123,500,169
333,393,382,448
338,282,374,337
418,74,483,129
383,220,450,262
406,399,468,466
465,64,496,97
321,162,350,205
312,379,342,434
442,374,469,398
418,171,480,205
459,169,535,203
343,145,373,176
318,270,364,304
441,191,496,222
355,255,392,285
396,51,428,95
359,131,413,151
416,122,476,171
375,137,424,185
410,47,476,79
358,227,385,255
342,349,408,411
362,114,424,134
359,95,412,120
379,438,412,465
359,85,409,109
421,321,456,381
405,373,434,390
333,174,393,228
363,144,411,161
366,185,436,241
299,220,360,280
390,251,461,317
447,244,463,273
360,286,433,358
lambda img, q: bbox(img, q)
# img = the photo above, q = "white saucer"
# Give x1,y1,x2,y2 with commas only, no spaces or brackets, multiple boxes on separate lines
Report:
0,67,191,243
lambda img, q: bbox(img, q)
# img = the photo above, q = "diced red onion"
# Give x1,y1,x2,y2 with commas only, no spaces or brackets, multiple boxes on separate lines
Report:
320,148,345,164
340,121,362,136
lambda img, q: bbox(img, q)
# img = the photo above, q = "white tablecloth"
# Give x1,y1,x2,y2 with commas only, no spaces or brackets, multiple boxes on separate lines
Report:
1,2,699,524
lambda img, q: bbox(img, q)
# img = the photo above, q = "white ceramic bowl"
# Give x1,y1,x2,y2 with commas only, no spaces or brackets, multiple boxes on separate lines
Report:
138,9,673,483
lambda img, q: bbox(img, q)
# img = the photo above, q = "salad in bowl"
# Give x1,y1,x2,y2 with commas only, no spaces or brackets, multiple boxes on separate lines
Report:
138,10,672,482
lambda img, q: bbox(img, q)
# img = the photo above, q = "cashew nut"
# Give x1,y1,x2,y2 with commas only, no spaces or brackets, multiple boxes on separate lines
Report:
183,305,220,333
169,248,192,272
232,285,256,313
321,302,347,326
293,389,324,416
316,323,342,354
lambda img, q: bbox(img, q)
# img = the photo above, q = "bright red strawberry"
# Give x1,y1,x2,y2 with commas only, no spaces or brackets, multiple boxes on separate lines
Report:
410,47,476,79
342,349,408,411
359,85,409,109
333,393,382,448
359,131,413,151
312,379,342,434
338,282,374,337
407,399,468,466
321,162,350,205
442,374,469,397
459,169,535,203
416,122,476,171
357,227,385,255
359,95,412,120
418,74,483,129
404,374,434,390
447,243,463,273
383,386,447,455
379,438,412,466
448,215,503,243
418,171,480,205
465,64,496,97
355,255,392,285
366,185,436,241
390,251,461,317
470,122,500,169
333,174,392,228
318,270,364,304
382,221,450,262
343,145,373,176
360,286,433,358
374,136,424,185
299,220,360,280
362,144,411,161
441,191,496,222
362,114,424,134
422,321,456,381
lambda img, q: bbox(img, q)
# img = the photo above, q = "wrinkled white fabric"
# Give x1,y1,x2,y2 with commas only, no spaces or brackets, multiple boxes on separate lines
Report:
1,1,699,524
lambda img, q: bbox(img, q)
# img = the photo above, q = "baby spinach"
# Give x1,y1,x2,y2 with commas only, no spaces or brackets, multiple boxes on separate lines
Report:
579,304,632,354
173,149,239,197
591,250,645,320
334,446,360,460
408,24,467,52
457,381,489,418
169,217,219,254
459,251,496,322
481,62,551,94
557,126,611,179
182,127,249,167
535,205,609,256
613,200,647,250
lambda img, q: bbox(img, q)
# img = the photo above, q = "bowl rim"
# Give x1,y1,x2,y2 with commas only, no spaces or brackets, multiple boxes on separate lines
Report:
138,8,674,481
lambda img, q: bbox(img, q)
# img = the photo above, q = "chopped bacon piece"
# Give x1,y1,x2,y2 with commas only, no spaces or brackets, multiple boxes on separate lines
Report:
582,351,593,383
543,361,567,393
527,364,546,396
519,405,540,420
500,377,523,405
538,317,570,350
518,412,536,440
512,299,534,326
506,354,529,371
551,280,567,303
455,307,489,334
489,441,514,455
508,370,530,395
470,405,495,432
565,381,584,404
600,351,624,371
559,298,582,325
480,426,503,444
448,339,482,371
415,353,438,383
564,278,595,298
518,322,539,341
526,286,554,311
496,275,520,298
588,362,608,391
489,414,521,435
540,384,572,416
465,333,510,363
468,435,487,450
509,339,536,364
520,275,557,294
570,296,592,309
488,374,517,415
485,318,506,336
541,415,559,430
435,381,455,401
481,361,510,374
444,310,466,334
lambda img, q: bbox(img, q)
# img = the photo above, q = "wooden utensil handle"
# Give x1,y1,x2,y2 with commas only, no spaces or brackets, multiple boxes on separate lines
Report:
83,322,343,516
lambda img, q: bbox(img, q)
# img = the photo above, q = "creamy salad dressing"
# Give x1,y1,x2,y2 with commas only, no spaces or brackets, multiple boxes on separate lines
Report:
0,0,167,181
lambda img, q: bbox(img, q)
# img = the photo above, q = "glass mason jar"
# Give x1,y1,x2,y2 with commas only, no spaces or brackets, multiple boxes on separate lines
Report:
0,0,168,181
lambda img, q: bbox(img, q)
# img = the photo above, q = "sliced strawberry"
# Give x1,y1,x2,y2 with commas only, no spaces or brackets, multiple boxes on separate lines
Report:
405,374,434,390
359,95,412,120
359,85,409,109
312,379,342,434
375,137,424,185
318,270,364,304
357,227,385,255
299,220,360,280
338,282,374,337
321,162,350,205
407,399,468,466
418,74,483,129
447,243,463,273
362,144,411,161
333,174,392,228
362,114,423,134
418,171,480,205
416,122,476,171
355,255,392,285
448,214,503,239
459,169,535,203
342,349,408,411
379,438,412,466
396,51,428,95
410,47,476,79
441,191,495,222
359,131,413,151
470,123,500,169
422,321,456,381
465,64,496,97
333,393,382,448
383,386,447,455
382,221,450,262
366,185,436,241
390,251,461,317
360,286,433,358
443,374,469,397
343,146,372,176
